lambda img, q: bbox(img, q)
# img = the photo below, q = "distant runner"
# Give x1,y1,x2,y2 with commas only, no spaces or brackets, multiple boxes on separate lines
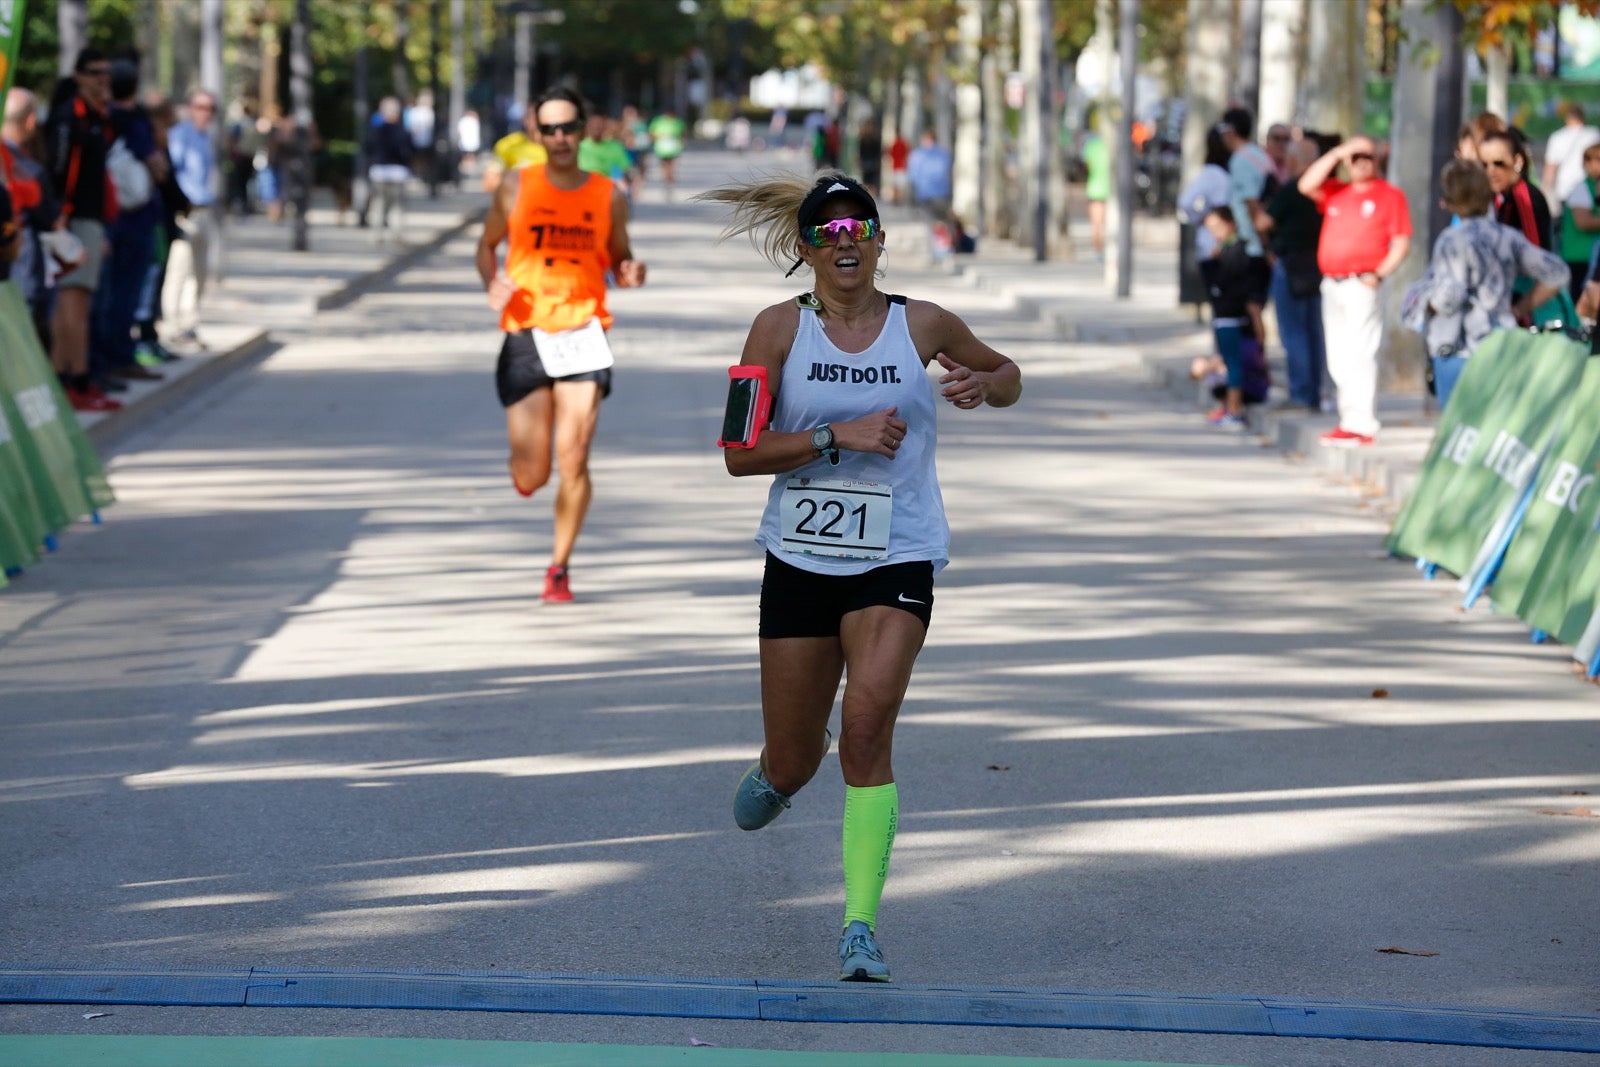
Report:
476,87,646,603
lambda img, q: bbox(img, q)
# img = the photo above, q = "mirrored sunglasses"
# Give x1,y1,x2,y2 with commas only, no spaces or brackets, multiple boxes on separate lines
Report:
538,119,583,136
802,217,880,247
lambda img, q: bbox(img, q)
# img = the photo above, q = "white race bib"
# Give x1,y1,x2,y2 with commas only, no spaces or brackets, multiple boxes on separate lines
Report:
779,477,892,560
531,317,615,377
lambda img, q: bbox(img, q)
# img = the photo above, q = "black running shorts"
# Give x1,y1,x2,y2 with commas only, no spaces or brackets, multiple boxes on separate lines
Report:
759,551,935,638
495,329,614,408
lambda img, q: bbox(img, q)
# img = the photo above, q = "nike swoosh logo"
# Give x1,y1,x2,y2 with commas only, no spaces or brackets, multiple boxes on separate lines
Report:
897,593,926,605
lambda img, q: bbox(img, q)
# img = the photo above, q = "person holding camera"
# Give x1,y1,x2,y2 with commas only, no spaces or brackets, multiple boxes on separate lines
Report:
475,87,645,604
697,171,1020,983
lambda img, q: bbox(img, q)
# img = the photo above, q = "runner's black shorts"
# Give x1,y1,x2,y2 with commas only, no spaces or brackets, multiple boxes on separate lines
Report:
495,329,613,407
759,551,934,638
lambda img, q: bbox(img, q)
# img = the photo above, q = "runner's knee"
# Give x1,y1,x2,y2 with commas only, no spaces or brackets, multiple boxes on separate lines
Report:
509,450,551,492
837,706,895,774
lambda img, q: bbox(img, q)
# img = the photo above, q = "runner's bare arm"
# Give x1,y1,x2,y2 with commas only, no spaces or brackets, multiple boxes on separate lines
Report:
906,299,1021,409
477,170,519,309
725,302,903,476
609,186,646,287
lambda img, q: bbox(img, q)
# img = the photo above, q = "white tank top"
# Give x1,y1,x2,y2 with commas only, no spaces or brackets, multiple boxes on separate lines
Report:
757,295,949,575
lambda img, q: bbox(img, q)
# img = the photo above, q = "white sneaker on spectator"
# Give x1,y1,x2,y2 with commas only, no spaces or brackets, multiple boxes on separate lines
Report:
166,329,204,354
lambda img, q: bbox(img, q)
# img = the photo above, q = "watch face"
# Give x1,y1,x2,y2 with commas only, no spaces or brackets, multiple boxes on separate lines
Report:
811,426,832,450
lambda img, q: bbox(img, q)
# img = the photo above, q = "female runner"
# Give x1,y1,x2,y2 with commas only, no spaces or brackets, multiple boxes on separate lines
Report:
698,172,1021,981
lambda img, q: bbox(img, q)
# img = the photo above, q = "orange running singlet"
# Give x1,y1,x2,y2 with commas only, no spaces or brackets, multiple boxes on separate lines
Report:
501,164,615,334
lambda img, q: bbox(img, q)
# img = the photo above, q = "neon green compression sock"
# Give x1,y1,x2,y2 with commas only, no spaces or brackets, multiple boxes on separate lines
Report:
842,782,899,930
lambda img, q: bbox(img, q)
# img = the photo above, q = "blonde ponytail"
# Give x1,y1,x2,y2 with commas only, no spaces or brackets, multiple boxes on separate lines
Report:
695,171,847,273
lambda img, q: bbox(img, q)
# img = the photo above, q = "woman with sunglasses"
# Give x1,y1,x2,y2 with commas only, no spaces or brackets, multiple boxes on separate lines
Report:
697,172,1020,983
1480,131,1553,252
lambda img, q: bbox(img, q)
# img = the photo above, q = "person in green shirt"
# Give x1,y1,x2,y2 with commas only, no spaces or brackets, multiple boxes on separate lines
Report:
1081,110,1110,259
648,110,686,199
577,114,632,186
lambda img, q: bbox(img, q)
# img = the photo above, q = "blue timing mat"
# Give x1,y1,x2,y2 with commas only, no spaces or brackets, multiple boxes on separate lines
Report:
2,965,1597,1053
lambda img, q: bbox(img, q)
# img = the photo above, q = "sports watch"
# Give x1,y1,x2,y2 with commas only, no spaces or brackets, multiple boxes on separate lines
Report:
810,423,840,465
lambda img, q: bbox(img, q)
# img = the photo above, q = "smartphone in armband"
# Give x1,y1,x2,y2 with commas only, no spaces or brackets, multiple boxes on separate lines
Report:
718,365,772,449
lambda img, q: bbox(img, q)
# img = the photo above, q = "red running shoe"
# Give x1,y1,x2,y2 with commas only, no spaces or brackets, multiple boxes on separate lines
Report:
1319,427,1374,448
67,386,122,412
541,565,574,603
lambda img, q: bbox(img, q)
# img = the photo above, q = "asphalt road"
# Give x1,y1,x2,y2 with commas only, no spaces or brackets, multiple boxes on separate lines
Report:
1,150,1596,1067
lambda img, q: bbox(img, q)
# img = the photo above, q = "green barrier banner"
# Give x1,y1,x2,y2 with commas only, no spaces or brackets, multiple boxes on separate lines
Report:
0,0,24,100
0,281,113,539
1491,356,1600,639
1384,331,1586,577
0,382,47,570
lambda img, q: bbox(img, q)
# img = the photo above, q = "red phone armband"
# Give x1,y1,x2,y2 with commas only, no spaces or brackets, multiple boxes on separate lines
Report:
717,365,773,449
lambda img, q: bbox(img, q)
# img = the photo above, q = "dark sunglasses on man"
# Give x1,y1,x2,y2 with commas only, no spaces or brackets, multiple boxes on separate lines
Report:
538,119,583,137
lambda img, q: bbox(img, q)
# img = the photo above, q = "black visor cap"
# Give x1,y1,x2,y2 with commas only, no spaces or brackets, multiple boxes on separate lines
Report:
797,175,879,230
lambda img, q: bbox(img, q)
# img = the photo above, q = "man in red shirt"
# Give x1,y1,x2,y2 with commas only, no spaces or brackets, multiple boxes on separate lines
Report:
1298,136,1411,447
888,133,909,205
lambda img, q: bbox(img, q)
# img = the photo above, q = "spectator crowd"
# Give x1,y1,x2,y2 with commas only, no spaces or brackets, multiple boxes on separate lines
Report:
1177,98,1595,444
0,47,219,413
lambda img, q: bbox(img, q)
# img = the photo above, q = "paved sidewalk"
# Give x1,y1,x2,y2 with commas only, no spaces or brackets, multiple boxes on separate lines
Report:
75,179,489,451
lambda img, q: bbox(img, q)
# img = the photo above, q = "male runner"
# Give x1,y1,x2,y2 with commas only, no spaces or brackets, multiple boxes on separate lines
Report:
476,87,646,603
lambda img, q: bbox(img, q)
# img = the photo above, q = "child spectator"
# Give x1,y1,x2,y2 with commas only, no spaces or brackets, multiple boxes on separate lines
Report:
1200,205,1270,433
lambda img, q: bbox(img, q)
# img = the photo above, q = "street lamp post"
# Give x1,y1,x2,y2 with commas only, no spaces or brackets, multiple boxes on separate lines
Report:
510,2,564,110
354,4,371,227
289,0,312,251
1115,0,1138,297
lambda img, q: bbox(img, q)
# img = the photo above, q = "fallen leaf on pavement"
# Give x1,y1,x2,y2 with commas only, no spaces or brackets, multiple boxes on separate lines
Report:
1538,808,1597,818
987,764,1011,771
1561,790,1591,796
1377,946,1438,957
1371,688,1390,698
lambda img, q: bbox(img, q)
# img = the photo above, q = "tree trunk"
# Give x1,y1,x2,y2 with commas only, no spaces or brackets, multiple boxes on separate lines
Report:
952,0,982,229
1304,0,1365,139
1042,48,1064,256
427,0,442,197
353,4,371,226
200,0,224,99
171,2,199,102
1098,0,1117,282
1382,0,1445,394
1181,0,1232,184
1236,0,1262,122
260,19,279,116
137,1,164,84
1258,0,1304,128
1017,0,1041,255
290,0,313,252
1114,0,1138,293
898,66,922,144
57,0,86,77
979,0,1009,240
513,12,531,110
450,0,466,154
201,0,226,278
394,2,412,102
1486,43,1510,120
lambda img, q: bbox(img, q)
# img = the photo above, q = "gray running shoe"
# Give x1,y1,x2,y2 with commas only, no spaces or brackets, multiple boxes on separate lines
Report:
733,762,791,830
838,920,891,982
732,729,831,832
